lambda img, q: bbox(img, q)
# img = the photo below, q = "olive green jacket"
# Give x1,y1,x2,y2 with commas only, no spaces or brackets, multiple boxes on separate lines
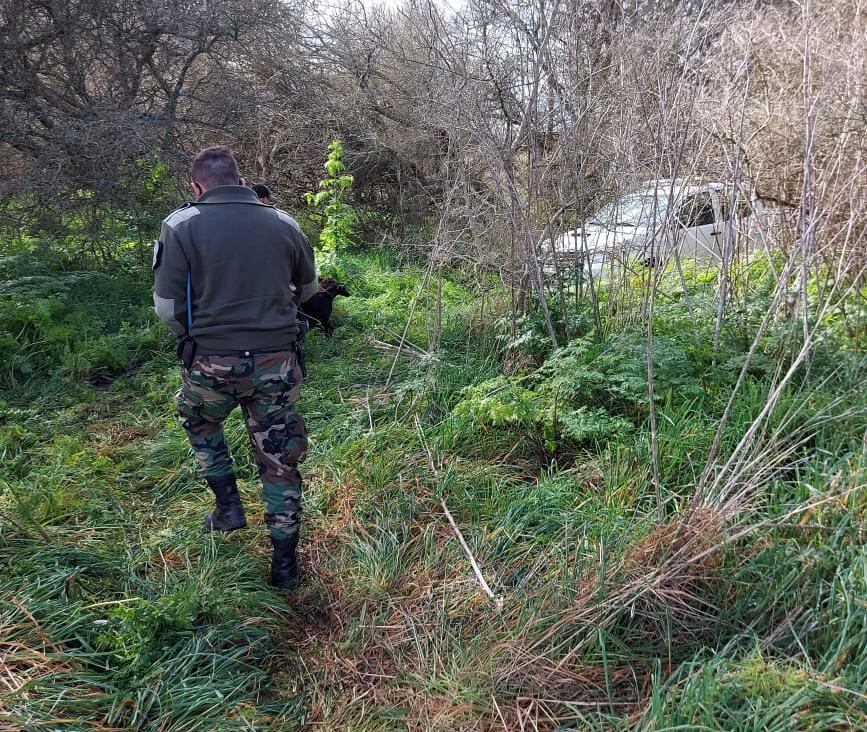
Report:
153,185,317,351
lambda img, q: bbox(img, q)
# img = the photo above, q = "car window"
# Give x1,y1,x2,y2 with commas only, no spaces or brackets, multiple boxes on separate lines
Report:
592,193,669,228
676,193,715,227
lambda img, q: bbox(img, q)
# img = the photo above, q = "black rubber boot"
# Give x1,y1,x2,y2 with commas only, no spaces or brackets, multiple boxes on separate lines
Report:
270,534,301,590
203,475,247,532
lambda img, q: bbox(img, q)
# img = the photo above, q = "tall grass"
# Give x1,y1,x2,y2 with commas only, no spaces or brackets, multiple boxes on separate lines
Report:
1,249,865,729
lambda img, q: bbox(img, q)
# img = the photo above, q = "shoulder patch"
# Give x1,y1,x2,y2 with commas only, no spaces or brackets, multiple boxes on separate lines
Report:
274,208,303,234
163,203,200,228
152,240,163,270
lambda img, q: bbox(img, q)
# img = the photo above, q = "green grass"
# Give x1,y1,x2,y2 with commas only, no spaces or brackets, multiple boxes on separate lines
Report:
1,248,865,730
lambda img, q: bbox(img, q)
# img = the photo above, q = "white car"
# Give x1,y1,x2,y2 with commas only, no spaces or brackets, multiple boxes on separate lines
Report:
543,179,758,278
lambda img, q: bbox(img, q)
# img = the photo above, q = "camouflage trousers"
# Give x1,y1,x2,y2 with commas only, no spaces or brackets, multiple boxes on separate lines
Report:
176,349,307,540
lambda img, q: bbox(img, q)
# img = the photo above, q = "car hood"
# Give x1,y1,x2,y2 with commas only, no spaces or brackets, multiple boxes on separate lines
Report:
549,223,650,276
553,222,648,252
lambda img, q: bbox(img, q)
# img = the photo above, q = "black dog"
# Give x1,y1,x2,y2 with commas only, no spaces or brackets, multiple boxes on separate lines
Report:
298,278,350,336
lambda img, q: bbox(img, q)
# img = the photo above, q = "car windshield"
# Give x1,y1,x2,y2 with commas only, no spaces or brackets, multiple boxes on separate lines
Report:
591,192,669,228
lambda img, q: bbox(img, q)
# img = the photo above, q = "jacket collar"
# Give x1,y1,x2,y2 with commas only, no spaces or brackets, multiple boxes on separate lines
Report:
196,185,263,205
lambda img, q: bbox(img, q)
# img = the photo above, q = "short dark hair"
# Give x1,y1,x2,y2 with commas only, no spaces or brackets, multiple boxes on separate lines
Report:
252,183,271,199
191,146,241,189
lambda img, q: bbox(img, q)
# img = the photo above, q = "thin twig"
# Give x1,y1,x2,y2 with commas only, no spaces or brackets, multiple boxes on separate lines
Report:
365,385,374,435
440,498,504,611
384,257,434,389
415,415,436,473
370,339,429,360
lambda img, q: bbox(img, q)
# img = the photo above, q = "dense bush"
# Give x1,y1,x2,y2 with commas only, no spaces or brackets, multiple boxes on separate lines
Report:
0,251,165,389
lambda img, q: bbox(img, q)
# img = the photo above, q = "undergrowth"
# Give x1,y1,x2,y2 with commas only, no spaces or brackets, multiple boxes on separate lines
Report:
1,242,865,730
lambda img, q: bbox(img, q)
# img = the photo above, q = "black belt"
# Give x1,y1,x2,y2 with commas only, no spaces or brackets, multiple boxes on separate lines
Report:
193,343,297,358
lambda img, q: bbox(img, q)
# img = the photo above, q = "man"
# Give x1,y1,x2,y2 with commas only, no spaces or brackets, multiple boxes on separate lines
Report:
153,146,317,590
252,183,272,204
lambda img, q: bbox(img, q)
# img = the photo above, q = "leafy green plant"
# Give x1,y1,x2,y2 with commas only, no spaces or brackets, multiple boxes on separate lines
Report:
97,592,198,677
453,331,703,453
306,139,356,278
454,374,632,452
0,264,163,388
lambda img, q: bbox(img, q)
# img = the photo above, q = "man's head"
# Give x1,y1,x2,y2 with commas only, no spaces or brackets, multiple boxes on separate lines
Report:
190,146,243,198
252,183,272,204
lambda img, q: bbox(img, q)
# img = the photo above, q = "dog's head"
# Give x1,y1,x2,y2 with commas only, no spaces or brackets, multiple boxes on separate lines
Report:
320,278,350,298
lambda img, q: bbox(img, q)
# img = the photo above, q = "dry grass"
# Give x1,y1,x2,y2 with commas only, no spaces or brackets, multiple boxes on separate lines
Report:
501,507,726,700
